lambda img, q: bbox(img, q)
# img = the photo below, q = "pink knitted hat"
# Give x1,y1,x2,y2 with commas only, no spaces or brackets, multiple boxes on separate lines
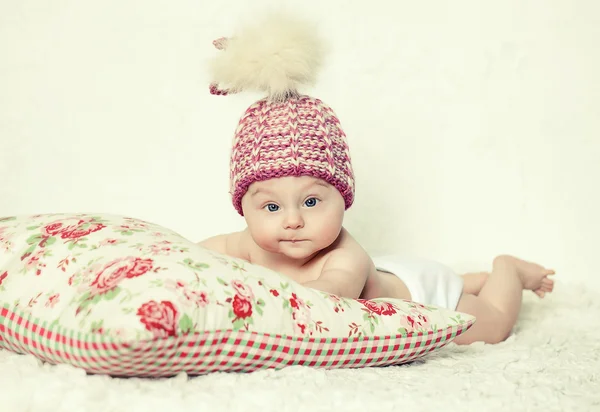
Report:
208,14,355,216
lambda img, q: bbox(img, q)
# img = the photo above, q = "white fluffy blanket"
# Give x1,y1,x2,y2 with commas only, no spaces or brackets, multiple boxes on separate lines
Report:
1,282,599,412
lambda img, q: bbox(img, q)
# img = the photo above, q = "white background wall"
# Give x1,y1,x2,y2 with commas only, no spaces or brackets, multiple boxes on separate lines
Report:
1,1,599,288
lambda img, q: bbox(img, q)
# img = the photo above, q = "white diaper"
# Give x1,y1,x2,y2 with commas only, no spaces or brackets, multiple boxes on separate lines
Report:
372,255,464,310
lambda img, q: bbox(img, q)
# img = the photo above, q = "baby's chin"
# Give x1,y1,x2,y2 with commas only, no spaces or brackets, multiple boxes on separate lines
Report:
271,241,321,260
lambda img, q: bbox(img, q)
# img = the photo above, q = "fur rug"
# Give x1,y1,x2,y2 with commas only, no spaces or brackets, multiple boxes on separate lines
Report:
1,282,598,412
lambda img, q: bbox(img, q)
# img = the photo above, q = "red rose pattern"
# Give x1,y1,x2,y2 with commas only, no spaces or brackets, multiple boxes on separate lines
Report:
287,293,312,336
289,293,303,310
62,226,104,239
231,280,254,300
358,300,397,316
188,290,209,307
407,311,430,329
89,256,153,296
42,222,65,236
137,300,179,338
292,306,311,336
232,294,252,319
127,258,154,277
42,218,105,240
24,250,47,276
170,280,210,307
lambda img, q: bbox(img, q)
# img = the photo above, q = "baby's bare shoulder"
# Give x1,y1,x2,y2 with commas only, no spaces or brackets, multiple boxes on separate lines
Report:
323,228,371,266
197,233,228,254
337,228,369,253
197,231,246,258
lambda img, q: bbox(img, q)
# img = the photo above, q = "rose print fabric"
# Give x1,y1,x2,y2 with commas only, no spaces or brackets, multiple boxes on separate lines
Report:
0,214,474,376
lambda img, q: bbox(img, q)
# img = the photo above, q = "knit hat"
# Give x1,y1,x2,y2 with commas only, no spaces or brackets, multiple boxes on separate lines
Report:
209,13,355,216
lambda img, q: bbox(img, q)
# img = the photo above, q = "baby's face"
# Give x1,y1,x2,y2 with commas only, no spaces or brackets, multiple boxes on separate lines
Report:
241,176,345,260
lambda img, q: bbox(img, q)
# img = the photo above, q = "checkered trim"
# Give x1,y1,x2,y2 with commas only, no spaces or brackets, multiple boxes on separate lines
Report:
0,305,474,377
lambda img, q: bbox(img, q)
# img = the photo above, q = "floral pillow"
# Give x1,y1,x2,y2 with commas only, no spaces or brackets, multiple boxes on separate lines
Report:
0,213,474,377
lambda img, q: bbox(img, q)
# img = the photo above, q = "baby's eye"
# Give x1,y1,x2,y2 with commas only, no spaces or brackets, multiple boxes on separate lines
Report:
304,198,319,207
265,204,279,212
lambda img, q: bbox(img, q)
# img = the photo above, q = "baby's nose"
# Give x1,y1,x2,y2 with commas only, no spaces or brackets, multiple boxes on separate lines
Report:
283,211,304,229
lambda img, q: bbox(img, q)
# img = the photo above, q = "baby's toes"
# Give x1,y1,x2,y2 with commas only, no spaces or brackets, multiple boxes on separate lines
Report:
540,279,554,292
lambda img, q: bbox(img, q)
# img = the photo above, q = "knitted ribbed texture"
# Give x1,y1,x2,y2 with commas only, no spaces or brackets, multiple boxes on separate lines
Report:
229,95,355,216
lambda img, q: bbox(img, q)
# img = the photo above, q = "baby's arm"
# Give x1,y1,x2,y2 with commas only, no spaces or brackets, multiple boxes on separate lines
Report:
302,248,370,299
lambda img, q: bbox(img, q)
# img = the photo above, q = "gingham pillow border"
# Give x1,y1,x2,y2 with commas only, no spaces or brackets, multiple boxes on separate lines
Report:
0,305,474,377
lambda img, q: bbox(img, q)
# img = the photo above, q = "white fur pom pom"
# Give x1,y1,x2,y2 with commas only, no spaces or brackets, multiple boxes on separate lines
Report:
209,13,325,101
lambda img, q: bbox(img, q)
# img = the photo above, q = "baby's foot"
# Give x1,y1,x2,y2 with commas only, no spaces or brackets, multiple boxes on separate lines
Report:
504,255,556,298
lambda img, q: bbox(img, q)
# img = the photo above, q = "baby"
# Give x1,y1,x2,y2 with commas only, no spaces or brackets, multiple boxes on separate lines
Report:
199,14,555,345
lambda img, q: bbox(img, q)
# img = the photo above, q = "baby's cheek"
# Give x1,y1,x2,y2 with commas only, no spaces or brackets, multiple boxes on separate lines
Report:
251,224,278,250
318,215,343,244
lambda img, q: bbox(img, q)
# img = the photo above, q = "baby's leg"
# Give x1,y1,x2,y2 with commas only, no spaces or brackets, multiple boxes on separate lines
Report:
461,272,489,295
453,255,555,345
